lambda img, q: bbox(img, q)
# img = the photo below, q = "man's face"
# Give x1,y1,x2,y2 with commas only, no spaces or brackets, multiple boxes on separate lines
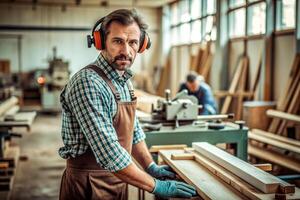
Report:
186,80,199,93
102,21,141,71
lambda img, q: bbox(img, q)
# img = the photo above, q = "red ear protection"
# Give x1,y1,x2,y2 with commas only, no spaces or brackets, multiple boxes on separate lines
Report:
87,17,151,53
87,17,105,50
138,31,151,53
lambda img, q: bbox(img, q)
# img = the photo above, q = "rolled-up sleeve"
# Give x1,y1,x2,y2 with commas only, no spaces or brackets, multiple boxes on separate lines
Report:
66,72,132,172
132,115,146,144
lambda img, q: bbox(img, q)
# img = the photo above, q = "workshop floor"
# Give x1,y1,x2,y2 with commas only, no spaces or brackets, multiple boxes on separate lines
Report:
8,113,153,200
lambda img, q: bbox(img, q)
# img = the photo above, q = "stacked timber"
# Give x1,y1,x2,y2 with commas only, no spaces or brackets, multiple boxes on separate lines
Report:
159,142,300,200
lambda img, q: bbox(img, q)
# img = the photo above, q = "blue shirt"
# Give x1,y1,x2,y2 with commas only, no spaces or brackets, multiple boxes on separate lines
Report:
179,82,217,115
59,53,145,172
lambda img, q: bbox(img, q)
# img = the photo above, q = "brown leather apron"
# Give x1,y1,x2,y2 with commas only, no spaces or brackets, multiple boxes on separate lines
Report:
59,65,137,200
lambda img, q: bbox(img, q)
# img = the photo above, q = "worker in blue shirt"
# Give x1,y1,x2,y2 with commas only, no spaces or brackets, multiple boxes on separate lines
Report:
179,71,217,115
59,9,196,200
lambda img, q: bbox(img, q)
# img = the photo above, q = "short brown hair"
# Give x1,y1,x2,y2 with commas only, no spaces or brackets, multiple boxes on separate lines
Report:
101,9,148,35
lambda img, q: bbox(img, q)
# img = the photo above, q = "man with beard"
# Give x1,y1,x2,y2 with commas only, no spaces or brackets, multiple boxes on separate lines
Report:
59,9,196,200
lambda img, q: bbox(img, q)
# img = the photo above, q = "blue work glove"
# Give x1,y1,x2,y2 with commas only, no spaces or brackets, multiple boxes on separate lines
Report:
152,179,197,198
146,162,176,179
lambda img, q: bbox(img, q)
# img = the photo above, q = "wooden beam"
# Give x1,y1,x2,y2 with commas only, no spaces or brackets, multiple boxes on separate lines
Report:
248,131,300,154
248,144,300,173
192,142,290,194
267,110,300,124
252,129,300,148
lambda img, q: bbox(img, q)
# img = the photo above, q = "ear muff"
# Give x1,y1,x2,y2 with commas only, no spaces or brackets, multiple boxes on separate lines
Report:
138,31,151,53
87,17,105,50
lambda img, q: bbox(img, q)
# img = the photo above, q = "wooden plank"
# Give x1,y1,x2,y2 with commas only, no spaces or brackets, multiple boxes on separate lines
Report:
0,97,18,117
171,153,195,160
252,129,300,148
149,144,187,153
267,110,300,124
192,142,283,193
248,144,300,173
248,131,300,154
159,150,247,200
277,82,300,134
251,53,262,96
236,57,248,119
253,164,272,172
221,57,245,114
268,55,300,133
201,54,213,81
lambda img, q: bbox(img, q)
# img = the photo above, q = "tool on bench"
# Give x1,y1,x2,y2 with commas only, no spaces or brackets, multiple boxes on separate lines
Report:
140,89,235,130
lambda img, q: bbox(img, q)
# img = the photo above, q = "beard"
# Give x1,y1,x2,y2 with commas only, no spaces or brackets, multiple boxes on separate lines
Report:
103,51,134,71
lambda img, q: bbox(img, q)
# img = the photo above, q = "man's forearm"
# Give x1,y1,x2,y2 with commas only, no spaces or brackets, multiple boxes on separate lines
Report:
132,140,153,169
113,162,155,192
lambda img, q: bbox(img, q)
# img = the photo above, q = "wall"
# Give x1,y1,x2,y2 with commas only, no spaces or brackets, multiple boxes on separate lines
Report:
0,4,160,76
274,35,296,101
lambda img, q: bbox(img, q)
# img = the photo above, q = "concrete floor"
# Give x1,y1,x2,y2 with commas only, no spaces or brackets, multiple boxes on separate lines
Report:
5,113,153,200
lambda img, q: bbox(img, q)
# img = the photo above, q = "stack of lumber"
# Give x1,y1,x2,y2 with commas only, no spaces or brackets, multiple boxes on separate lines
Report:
0,143,20,191
190,42,213,82
159,142,300,200
268,54,300,136
248,129,300,173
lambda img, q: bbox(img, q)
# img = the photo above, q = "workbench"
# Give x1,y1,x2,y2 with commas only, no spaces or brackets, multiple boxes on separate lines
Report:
145,123,248,161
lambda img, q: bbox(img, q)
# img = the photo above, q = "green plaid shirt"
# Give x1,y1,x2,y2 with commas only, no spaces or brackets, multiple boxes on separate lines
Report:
59,53,145,172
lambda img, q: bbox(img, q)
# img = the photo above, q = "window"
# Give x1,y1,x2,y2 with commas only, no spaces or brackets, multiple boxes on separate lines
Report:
191,20,201,42
229,0,245,8
228,0,266,38
276,0,296,30
170,0,217,46
247,3,266,35
229,9,246,37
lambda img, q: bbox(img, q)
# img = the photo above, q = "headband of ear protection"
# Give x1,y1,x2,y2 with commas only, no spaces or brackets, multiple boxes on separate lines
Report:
87,17,151,53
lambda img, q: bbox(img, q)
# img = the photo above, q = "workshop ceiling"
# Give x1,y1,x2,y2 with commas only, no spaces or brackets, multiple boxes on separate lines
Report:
0,0,175,8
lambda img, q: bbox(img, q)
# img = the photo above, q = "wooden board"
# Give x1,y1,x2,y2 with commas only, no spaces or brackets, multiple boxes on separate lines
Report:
159,150,247,200
248,131,300,154
268,55,300,133
266,110,300,124
252,129,300,148
248,144,300,173
192,142,287,194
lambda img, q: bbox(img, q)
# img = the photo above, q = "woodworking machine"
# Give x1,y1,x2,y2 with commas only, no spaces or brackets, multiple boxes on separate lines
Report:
141,89,234,130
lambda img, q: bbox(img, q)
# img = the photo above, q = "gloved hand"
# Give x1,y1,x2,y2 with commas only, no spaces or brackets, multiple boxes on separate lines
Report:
152,179,197,198
146,162,176,179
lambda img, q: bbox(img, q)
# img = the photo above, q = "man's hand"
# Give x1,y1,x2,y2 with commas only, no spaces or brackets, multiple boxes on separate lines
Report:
146,162,176,179
152,179,197,198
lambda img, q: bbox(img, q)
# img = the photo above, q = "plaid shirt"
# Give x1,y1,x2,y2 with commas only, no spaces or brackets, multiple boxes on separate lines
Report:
59,53,145,172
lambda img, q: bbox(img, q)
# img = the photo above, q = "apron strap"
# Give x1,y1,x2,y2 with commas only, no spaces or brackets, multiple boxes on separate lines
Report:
85,65,121,101
126,82,137,101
